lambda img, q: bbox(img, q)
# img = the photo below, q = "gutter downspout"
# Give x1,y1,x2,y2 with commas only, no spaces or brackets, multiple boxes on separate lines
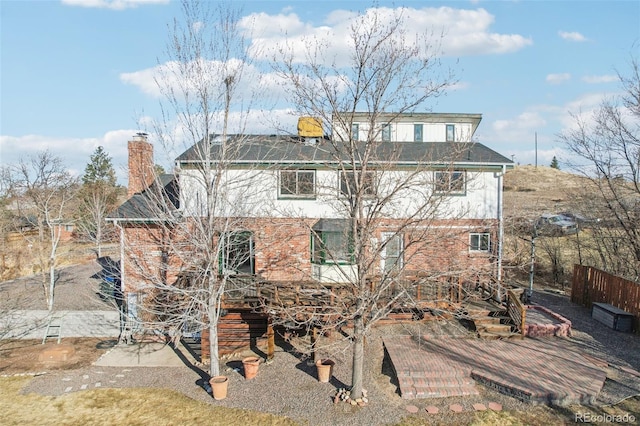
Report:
109,219,127,342
496,165,506,300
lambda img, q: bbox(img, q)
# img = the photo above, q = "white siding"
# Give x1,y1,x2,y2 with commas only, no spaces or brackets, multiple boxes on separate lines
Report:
179,167,500,220
335,121,474,142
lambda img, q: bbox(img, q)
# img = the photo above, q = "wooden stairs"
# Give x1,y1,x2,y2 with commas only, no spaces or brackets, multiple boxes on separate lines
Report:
467,305,523,340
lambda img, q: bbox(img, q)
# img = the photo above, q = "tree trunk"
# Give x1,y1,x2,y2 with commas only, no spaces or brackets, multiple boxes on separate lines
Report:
350,315,365,399
48,257,55,312
209,320,220,377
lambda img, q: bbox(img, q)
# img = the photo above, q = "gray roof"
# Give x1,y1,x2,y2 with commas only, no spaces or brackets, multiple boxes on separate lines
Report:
107,174,178,221
176,135,513,168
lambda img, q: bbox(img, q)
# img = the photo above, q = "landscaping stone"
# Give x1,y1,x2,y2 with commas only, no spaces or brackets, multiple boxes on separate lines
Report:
488,402,503,411
449,404,463,413
425,406,439,414
472,403,487,411
405,405,419,413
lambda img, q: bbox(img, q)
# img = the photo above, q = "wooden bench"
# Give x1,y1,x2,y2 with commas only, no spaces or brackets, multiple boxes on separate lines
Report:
592,302,634,332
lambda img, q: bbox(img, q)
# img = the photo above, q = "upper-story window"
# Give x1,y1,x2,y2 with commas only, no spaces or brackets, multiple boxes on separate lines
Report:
469,232,491,252
446,124,455,142
434,170,465,195
340,170,376,197
279,170,316,198
351,123,359,141
382,123,391,142
414,124,423,142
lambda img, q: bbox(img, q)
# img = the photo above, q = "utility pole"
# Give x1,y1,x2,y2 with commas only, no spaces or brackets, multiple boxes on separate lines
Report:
535,132,538,169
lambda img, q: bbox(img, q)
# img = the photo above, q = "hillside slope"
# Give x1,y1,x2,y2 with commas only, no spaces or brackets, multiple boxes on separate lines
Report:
503,165,590,218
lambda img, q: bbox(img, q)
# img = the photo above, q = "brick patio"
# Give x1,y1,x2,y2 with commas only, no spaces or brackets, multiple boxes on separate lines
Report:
384,335,607,405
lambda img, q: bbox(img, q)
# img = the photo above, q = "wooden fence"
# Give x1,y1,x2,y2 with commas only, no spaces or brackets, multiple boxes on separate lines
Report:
571,265,640,333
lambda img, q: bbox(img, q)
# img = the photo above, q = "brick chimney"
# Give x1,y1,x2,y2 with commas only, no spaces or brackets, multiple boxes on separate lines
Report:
127,133,155,197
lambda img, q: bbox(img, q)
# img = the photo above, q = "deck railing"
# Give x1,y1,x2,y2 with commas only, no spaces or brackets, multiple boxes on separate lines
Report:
506,288,526,336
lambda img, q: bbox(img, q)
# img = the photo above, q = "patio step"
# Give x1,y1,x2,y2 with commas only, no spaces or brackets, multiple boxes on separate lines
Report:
471,316,502,325
398,372,479,399
477,330,523,340
477,323,513,334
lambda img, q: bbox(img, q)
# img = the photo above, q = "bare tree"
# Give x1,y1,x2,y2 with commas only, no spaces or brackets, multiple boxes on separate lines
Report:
265,8,486,400
559,55,640,280
4,151,78,312
115,0,265,378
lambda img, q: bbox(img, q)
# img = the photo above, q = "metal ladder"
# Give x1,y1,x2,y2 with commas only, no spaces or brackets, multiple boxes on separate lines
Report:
42,314,62,344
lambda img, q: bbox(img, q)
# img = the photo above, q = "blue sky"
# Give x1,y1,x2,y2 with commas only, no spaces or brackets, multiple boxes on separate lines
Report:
1,0,639,184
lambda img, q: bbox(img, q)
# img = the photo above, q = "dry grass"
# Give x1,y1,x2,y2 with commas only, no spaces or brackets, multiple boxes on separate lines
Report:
0,239,101,282
0,376,300,426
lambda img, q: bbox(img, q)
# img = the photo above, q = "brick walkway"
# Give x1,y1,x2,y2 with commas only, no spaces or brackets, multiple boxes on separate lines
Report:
384,336,607,405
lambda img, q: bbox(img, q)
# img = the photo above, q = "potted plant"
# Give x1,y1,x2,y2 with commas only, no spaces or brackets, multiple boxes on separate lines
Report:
209,376,229,400
242,356,261,380
315,358,335,383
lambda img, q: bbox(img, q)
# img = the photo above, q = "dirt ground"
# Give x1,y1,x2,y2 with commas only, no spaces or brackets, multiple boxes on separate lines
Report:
0,338,113,375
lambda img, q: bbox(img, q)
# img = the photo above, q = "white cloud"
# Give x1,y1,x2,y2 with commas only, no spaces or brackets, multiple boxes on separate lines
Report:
546,73,572,84
120,59,270,100
582,74,618,84
558,31,587,42
242,6,532,65
61,0,168,10
0,131,140,184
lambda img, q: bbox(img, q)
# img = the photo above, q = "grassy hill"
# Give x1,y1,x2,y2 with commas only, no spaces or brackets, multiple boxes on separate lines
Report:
503,165,590,218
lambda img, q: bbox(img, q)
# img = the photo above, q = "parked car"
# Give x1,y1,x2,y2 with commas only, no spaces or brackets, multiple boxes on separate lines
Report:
558,211,600,227
535,213,578,236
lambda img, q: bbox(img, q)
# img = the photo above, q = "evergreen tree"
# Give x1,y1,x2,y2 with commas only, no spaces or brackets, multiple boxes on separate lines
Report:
550,156,560,169
78,146,121,257
83,146,117,186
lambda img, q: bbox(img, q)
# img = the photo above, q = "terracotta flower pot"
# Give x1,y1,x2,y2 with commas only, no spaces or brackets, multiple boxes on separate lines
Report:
315,358,335,383
209,375,228,400
242,356,260,380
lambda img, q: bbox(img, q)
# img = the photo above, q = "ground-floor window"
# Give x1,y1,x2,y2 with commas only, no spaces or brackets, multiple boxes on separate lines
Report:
219,231,255,274
469,232,491,252
381,232,403,273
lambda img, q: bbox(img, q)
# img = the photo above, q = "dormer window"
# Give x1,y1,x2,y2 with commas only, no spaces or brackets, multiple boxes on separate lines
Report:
446,124,455,142
382,123,391,142
414,124,423,142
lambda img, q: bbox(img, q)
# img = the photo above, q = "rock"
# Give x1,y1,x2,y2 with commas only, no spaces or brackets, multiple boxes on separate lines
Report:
350,399,357,406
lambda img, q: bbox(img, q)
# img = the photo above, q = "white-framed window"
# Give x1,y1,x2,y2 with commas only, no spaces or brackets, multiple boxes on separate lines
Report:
382,123,391,141
446,124,455,142
469,232,491,252
381,232,403,273
279,170,316,198
434,171,465,194
340,170,376,197
414,124,423,142
351,123,359,141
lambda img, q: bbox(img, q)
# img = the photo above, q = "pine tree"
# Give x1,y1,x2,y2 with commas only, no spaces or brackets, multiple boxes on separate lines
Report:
83,146,117,186
78,146,121,257
550,156,560,170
